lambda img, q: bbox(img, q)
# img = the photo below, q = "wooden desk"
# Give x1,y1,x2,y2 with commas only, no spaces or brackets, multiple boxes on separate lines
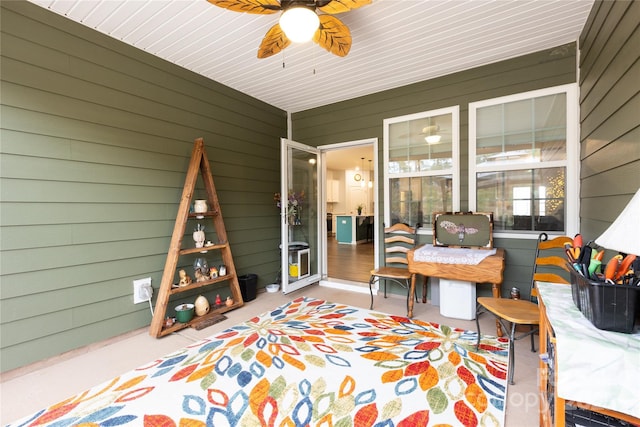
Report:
538,282,640,426
407,246,505,325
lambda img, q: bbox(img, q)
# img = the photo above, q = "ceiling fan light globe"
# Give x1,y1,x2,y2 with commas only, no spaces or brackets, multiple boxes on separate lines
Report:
425,135,441,144
279,7,319,43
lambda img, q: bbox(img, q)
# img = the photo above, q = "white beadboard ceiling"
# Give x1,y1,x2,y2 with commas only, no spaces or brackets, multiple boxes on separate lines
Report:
27,0,594,113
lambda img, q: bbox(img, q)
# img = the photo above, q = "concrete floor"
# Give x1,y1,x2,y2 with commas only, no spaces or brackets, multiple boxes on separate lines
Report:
1,285,541,426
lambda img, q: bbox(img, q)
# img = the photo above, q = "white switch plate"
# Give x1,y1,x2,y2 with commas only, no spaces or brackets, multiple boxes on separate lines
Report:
133,277,152,304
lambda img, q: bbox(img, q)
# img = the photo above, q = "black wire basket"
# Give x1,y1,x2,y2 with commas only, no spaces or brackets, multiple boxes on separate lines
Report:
570,269,640,333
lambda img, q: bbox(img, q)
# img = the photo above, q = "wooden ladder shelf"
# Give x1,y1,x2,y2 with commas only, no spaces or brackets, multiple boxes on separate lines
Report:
149,138,243,337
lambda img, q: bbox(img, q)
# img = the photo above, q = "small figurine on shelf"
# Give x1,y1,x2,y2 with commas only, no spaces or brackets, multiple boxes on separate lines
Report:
225,296,233,307
194,257,208,274
178,269,192,287
195,269,208,282
194,258,209,282
219,265,227,276
193,200,208,217
215,294,222,306
209,266,218,278
195,295,210,316
193,224,205,248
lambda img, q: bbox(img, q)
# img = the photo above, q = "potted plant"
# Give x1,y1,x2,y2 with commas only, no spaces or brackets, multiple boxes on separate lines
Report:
356,204,364,215
275,190,305,225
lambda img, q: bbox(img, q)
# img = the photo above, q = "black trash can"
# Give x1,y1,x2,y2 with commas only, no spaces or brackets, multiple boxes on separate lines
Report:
238,274,258,302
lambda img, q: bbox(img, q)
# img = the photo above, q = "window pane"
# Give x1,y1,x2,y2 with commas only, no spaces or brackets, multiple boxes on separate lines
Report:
388,113,453,173
476,168,565,232
535,94,567,162
476,93,567,165
390,176,453,228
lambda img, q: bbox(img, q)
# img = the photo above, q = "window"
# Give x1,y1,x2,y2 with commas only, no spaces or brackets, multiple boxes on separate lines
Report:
469,84,579,236
384,107,460,228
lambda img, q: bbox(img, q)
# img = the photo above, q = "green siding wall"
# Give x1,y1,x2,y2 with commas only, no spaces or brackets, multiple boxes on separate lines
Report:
291,44,578,300
0,1,286,372
3,0,634,374
578,0,640,241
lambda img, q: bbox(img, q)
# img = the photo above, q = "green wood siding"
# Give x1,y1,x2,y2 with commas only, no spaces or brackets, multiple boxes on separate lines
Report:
578,0,640,240
0,1,286,372
2,0,634,374
291,45,577,300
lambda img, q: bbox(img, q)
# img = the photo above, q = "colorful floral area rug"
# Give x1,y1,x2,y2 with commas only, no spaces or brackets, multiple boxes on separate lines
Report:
10,297,509,427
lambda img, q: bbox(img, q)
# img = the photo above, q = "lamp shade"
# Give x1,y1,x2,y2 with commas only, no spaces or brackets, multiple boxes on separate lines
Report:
594,188,640,256
279,7,319,43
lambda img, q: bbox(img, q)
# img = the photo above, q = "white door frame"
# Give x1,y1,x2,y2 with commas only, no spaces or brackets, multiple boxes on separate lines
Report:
318,138,379,293
280,138,322,294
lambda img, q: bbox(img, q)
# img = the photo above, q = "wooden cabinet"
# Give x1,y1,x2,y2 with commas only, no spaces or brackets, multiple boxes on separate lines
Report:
327,179,340,203
538,283,640,426
335,215,372,244
149,138,243,338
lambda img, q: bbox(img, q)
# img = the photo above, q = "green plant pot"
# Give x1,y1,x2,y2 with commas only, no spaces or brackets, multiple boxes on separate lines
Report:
175,303,194,323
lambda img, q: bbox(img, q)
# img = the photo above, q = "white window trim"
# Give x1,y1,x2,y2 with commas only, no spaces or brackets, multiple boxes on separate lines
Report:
383,106,461,233
468,83,580,239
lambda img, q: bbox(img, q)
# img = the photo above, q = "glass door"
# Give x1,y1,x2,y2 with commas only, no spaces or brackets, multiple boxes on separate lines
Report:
280,138,322,293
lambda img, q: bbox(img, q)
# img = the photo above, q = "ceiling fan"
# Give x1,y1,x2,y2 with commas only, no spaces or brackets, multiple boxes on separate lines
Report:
206,0,371,58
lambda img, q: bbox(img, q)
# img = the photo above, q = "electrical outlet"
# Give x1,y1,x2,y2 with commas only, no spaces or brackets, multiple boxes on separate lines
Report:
133,277,152,304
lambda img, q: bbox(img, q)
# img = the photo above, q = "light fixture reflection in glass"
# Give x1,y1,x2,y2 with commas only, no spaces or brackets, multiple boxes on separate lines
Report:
308,158,316,165
425,135,441,144
279,7,319,43
368,159,373,188
360,157,365,188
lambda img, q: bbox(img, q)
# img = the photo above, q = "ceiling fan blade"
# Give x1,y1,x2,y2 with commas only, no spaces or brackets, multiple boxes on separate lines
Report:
313,15,351,57
317,0,371,14
207,0,280,14
258,23,292,58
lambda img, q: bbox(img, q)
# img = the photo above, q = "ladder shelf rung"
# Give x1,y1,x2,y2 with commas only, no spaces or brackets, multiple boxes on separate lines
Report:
169,274,234,295
158,302,242,337
188,211,219,219
179,243,228,256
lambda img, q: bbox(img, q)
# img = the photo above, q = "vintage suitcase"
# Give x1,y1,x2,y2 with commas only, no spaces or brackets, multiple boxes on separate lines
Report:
433,212,493,248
